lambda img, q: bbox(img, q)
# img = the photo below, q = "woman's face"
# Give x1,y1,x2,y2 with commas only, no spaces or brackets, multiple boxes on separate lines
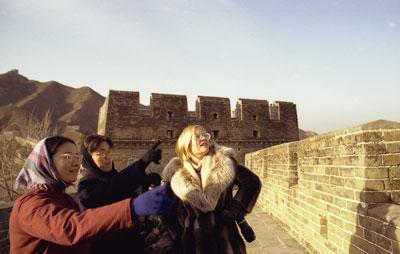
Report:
190,127,211,160
53,142,82,184
90,141,113,172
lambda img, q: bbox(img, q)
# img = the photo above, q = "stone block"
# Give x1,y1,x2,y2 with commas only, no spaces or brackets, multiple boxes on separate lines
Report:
346,200,361,213
345,221,365,238
350,233,380,254
391,191,400,204
329,215,344,228
325,240,339,253
386,143,400,153
362,155,384,167
364,228,392,251
325,167,340,176
347,243,368,254
361,143,387,155
357,190,391,203
336,187,355,200
383,130,400,142
354,167,389,179
334,196,348,208
388,166,400,179
387,179,400,190
383,154,400,166
340,209,358,223
359,216,386,235
330,176,344,186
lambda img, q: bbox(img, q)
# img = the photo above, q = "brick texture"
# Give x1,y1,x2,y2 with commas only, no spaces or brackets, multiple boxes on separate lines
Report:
246,120,400,254
98,91,300,172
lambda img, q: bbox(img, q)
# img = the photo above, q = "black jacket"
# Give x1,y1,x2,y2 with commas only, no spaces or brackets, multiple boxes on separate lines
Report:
160,145,261,254
78,151,148,254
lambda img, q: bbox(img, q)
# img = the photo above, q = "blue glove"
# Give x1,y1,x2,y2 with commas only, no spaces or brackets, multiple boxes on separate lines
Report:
131,183,174,222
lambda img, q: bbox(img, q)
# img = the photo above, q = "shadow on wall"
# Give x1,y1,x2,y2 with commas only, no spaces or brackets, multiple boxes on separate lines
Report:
350,188,399,254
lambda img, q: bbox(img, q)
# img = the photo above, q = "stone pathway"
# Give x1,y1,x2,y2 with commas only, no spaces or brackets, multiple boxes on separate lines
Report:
245,206,309,254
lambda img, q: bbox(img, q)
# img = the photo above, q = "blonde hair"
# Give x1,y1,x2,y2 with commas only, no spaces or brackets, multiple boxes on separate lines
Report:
175,125,204,162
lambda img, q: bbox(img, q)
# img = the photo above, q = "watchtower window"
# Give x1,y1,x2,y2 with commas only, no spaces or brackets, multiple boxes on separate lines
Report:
253,130,260,138
253,115,257,121
167,130,173,138
213,130,219,139
167,111,173,119
213,113,219,119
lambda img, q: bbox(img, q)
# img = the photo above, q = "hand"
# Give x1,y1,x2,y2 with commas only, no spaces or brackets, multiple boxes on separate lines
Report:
131,183,174,219
141,140,162,166
222,200,245,222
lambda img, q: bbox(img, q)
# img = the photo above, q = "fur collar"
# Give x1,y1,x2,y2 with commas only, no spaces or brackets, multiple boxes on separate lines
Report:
162,145,236,213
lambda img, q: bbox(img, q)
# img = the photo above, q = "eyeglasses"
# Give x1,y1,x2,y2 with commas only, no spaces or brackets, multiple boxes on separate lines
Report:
194,132,211,140
57,153,83,162
92,151,112,158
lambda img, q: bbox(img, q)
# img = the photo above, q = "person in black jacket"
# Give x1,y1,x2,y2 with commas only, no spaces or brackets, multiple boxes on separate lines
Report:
160,125,261,254
78,134,162,254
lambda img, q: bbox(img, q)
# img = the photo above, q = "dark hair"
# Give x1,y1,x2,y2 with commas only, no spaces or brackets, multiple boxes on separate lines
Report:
83,134,113,153
45,136,75,158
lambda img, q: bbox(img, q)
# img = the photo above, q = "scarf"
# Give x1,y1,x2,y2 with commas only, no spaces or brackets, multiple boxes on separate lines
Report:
15,138,65,190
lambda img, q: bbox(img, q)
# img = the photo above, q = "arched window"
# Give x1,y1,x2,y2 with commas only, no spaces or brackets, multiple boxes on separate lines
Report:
213,113,219,119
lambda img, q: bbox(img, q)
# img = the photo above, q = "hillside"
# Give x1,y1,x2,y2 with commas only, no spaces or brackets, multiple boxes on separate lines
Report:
0,70,105,140
299,129,318,140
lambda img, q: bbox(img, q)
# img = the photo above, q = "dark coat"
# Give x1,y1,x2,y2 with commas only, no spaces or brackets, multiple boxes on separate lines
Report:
9,184,132,254
78,155,148,254
161,145,261,254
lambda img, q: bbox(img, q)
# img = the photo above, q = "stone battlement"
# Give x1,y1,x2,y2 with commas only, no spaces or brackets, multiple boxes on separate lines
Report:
97,90,299,170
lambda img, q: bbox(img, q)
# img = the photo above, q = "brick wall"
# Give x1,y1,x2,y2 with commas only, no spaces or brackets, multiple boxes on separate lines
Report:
98,91,299,172
245,120,400,254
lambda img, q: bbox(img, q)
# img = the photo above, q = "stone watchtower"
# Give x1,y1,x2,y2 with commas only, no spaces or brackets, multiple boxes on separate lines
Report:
98,90,299,172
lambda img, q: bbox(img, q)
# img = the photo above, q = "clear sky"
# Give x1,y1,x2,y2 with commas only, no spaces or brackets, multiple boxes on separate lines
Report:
0,0,399,133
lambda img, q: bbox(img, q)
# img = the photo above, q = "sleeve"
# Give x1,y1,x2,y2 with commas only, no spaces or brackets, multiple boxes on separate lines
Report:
17,192,133,246
78,160,147,209
233,164,262,213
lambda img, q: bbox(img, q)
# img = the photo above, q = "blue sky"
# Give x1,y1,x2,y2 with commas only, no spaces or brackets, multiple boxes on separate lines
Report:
0,0,399,133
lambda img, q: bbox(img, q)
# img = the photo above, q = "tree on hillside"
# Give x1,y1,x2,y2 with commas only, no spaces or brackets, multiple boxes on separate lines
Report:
23,109,59,140
0,134,26,201
0,109,58,202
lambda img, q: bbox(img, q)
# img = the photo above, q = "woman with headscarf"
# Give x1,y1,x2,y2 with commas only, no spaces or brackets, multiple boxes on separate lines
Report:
159,125,261,254
9,136,173,254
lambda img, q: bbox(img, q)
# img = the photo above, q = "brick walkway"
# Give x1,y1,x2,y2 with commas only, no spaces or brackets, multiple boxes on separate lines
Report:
245,206,309,254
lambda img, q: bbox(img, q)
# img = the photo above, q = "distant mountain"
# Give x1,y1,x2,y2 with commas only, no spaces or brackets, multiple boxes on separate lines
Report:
0,69,105,140
299,129,318,140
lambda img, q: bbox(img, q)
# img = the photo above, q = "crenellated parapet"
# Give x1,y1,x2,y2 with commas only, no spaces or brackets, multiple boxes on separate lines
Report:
98,90,299,170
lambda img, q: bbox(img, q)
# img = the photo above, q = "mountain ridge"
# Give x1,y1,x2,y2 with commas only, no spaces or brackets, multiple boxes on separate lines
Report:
0,69,104,140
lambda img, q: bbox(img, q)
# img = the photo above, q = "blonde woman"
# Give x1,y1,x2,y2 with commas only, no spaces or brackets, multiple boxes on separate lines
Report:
160,125,261,254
